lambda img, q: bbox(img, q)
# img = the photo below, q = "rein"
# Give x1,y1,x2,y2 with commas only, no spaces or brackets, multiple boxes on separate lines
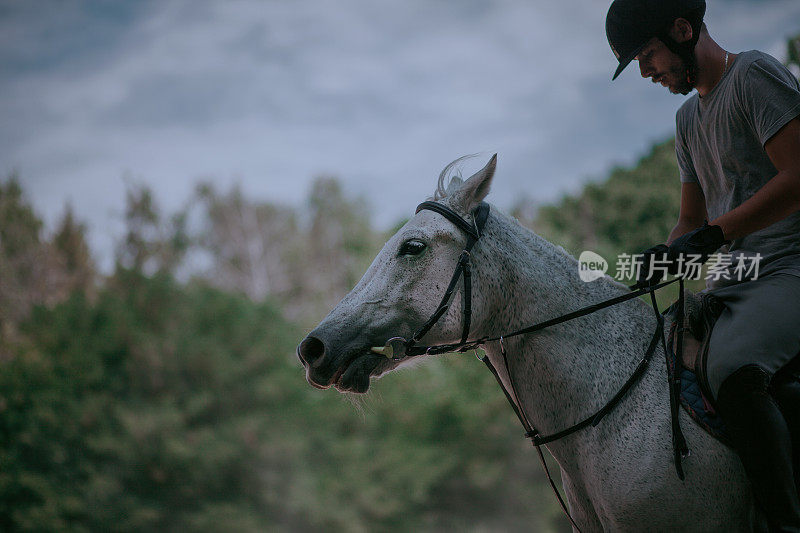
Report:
388,201,689,532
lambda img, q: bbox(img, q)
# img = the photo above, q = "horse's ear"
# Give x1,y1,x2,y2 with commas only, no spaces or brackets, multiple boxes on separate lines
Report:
455,154,496,212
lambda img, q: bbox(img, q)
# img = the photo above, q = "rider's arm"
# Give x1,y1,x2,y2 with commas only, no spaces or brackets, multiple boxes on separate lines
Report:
667,181,708,245
710,117,800,240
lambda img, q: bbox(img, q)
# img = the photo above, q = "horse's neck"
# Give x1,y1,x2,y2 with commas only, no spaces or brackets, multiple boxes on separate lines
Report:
477,214,658,442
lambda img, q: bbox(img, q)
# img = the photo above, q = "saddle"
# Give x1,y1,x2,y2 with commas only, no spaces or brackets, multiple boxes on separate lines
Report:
663,290,731,445
663,289,800,448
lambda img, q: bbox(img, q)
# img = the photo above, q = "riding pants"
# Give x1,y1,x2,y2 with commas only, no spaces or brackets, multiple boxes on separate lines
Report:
705,272,800,400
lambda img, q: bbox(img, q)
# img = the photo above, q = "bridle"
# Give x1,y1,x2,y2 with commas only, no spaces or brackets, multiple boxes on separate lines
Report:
381,200,491,359
383,200,689,532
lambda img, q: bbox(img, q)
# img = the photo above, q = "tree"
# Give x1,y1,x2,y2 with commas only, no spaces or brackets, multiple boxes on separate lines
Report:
529,139,704,305
115,183,189,276
0,174,65,340
0,273,307,531
194,183,297,301
284,176,378,317
51,205,95,298
534,139,681,257
786,33,800,78
190,177,381,321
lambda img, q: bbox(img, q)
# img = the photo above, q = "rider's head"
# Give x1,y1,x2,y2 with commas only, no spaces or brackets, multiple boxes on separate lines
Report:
606,0,705,94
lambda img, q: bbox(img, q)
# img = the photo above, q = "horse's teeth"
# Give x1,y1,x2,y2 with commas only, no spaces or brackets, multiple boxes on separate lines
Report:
370,346,386,355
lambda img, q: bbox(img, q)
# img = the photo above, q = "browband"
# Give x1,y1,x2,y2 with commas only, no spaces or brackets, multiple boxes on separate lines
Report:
415,201,489,241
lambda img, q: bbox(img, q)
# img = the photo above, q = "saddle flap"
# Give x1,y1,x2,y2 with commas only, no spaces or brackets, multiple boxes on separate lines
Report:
664,289,730,445
665,289,724,373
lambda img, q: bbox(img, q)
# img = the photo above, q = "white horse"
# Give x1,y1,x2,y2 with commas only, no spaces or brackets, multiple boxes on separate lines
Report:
297,156,762,532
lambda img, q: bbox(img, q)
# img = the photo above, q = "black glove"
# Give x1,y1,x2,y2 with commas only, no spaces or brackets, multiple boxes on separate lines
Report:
667,222,728,265
635,243,671,289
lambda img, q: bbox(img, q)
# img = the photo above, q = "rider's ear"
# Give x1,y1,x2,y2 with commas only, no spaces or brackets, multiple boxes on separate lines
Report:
455,154,496,213
669,17,693,44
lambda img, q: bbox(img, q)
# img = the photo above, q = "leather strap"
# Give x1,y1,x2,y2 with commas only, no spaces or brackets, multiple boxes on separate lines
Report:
482,295,664,446
658,280,690,479
480,286,672,533
416,201,482,240
412,277,680,356
407,202,490,354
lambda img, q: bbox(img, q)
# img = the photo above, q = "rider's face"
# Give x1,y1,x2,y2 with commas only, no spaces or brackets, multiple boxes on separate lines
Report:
635,38,694,95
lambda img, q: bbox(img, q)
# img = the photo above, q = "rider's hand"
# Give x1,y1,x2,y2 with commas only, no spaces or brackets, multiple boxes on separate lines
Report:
635,243,670,289
667,222,728,265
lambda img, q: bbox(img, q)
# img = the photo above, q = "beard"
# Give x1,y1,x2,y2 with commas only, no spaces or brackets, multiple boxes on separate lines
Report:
669,51,698,95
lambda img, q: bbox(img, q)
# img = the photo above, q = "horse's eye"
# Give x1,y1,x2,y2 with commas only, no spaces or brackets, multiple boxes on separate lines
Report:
399,239,426,256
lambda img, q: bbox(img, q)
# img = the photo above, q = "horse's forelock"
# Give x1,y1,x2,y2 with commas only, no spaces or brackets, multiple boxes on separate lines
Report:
433,154,479,201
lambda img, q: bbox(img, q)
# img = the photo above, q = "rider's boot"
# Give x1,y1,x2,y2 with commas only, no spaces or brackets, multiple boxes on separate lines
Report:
771,374,800,494
716,364,800,532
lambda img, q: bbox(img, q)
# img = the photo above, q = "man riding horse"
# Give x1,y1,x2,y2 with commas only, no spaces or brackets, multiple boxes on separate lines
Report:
606,0,800,529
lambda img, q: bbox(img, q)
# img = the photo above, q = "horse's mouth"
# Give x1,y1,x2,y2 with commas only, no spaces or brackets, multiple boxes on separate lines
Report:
306,349,387,394
334,351,388,393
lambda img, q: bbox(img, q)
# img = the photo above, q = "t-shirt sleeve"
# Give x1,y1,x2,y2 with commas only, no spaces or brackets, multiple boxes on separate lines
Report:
675,110,699,184
740,58,800,146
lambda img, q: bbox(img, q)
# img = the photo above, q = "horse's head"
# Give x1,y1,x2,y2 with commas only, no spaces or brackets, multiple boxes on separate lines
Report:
297,155,497,393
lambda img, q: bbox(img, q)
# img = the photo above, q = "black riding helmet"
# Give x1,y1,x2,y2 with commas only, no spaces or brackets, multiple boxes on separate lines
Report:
606,0,706,80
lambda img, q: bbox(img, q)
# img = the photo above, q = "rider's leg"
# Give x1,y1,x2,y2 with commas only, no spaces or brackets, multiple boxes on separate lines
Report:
771,370,800,494
705,275,800,532
716,364,800,531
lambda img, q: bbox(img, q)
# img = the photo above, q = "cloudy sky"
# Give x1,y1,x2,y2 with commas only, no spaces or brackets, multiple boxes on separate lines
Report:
2,0,799,267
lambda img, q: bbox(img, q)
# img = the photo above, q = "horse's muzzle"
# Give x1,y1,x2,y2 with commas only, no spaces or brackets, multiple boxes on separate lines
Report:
297,335,335,389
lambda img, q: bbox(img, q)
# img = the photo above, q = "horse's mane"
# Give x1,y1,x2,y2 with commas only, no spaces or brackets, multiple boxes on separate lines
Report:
432,155,577,264
432,155,637,300
433,154,479,201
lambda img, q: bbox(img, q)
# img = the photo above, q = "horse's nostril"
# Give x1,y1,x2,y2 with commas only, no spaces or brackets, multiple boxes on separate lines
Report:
297,336,326,367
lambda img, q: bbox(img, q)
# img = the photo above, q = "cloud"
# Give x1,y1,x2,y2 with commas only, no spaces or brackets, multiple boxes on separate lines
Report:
1,0,799,269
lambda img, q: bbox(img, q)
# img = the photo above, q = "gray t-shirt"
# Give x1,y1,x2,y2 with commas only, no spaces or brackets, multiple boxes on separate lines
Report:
675,50,800,288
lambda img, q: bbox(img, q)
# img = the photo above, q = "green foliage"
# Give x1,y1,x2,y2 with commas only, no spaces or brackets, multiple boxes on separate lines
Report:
1,272,299,531
532,138,706,304
0,174,42,258
0,174,47,331
535,138,681,259
787,33,800,73
292,176,381,318
116,184,189,275
280,354,564,532
0,175,96,338
0,270,564,532
52,206,96,297
4,137,704,531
